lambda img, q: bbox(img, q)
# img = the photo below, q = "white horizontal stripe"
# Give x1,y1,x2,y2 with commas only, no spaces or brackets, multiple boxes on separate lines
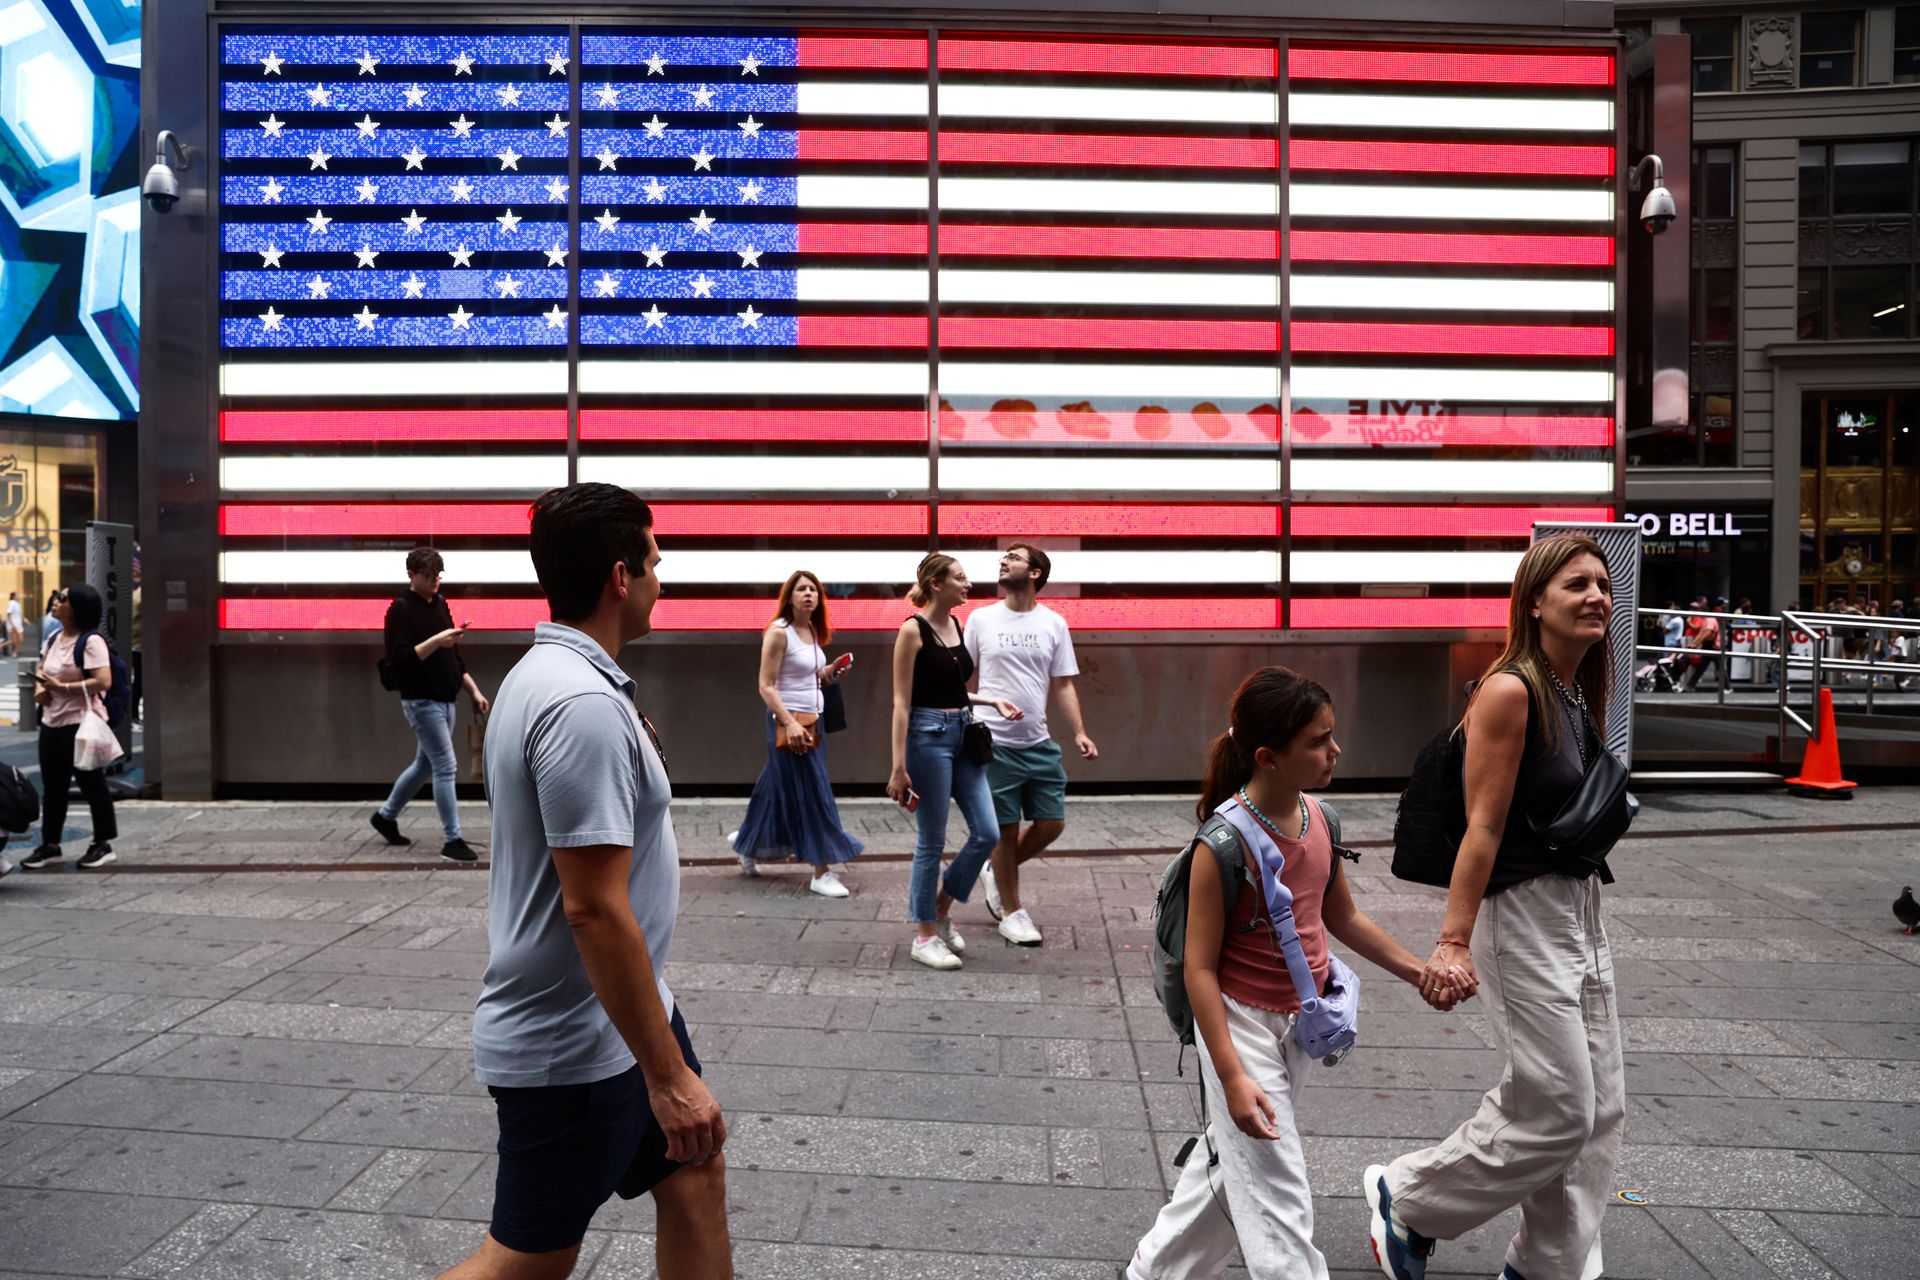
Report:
1291,550,1525,585
795,174,930,209
795,82,930,116
1292,459,1613,494
1293,366,1612,404
940,177,1278,217
942,362,1278,401
1291,275,1613,312
956,550,1276,585
579,360,928,397
794,268,929,303
1293,185,1613,223
941,455,1277,493
579,455,930,492
943,270,1278,308
220,361,566,399
220,456,567,493
221,550,539,586
942,83,1276,125
1290,92,1612,133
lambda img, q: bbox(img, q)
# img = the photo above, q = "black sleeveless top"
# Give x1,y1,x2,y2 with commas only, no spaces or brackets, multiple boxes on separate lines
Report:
910,615,972,709
1477,669,1596,895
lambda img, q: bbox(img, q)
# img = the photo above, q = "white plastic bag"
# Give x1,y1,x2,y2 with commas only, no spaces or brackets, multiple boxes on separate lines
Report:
73,711,123,771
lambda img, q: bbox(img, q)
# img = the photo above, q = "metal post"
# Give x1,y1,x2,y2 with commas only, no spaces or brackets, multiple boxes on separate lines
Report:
1776,616,1788,765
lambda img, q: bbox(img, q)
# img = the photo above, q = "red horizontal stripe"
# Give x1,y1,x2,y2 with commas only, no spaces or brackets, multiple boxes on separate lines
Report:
220,503,931,539
941,405,1278,447
1290,505,1613,538
797,223,929,255
797,34,929,70
1290,597,1510,629
1288,45,1614,87
798,130,927,162
222,503,528,537
221,596,1280,632
942,132,1276,170
797,315,929,347
941,317,1276,352
939,223,1277,260
942,503,1278,538
1293,322,1613,358
579,409,928,443
939,36,1277,79
221,409,568,444
1290,138,1613,178
1291,229,1614,267
1291,414,1613,448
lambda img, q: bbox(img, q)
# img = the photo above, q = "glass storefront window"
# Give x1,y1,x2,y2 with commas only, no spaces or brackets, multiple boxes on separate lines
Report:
1831,265,1909,338
1827,397,1883,467
0,426,104,652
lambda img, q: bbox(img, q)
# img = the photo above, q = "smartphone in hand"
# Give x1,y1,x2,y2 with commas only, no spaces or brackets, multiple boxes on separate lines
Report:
831,653,854,676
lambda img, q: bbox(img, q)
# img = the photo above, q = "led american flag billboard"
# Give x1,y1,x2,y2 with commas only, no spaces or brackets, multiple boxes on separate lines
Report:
214,27,1618,634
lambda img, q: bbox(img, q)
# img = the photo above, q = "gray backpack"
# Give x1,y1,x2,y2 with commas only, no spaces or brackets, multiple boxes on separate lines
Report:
1149,800,1354,1045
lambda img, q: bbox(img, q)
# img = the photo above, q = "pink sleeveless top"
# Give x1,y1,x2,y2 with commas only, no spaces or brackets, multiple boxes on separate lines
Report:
1215,795,1334,1015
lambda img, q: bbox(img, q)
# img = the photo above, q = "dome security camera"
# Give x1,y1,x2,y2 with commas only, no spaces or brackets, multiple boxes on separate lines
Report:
143,130,192,214
1639,185,1676,235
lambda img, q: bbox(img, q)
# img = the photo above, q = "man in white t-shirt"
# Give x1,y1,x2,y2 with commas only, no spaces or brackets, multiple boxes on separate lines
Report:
964,542,1097,947
3,593,21,658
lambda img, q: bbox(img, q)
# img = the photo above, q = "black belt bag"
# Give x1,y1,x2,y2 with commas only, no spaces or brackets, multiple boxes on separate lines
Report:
1528,729,1634,874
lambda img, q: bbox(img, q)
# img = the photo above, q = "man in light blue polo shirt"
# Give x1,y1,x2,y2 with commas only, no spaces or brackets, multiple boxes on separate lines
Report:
441,483,730,1280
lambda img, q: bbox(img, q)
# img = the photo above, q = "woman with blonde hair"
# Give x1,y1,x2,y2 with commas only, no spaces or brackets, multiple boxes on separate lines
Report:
885,553,1022,969
1365,534,1626,1280
730,570,863,896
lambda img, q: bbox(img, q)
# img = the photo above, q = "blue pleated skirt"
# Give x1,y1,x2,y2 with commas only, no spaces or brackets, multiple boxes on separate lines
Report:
733,712,865,867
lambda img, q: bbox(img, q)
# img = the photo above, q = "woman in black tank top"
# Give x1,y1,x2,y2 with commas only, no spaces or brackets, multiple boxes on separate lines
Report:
1366,535,1626,1280
886,554,1024,970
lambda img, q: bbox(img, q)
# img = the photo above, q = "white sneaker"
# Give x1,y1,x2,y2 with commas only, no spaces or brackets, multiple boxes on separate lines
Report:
979,864,1004,920
911,935,962,970
735,847,759,878
809,870,850,898
997,907,1043,947
940,919,966,953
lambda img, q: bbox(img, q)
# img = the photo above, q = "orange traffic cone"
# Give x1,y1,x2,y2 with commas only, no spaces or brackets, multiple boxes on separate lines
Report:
1785,687,1858,799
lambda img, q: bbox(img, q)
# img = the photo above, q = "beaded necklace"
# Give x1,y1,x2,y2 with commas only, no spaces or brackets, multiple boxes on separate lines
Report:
1542,666,1593,769
1237,786,1309,841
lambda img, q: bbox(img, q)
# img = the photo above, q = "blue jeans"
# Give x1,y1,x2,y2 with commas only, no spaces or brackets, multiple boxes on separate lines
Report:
905,707,997,925
380,698,461,840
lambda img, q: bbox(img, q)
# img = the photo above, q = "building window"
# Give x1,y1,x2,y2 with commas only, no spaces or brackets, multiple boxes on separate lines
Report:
1688,146,1738,467
1800,11,1861,88
1683,17,1737,92
1898,8,1920,83
1797,139,1918,340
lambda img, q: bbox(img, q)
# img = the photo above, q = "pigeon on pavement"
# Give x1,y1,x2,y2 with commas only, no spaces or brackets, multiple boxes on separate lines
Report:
1895,887,1920,936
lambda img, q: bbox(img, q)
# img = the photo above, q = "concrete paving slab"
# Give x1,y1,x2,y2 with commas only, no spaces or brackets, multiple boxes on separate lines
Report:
12,1074,347,1140
3,1188,204,1276
13,1127,380,1208
297,1090,497,1152
134,1034,444,1092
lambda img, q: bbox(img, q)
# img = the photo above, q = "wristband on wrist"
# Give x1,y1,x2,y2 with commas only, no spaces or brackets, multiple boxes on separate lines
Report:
1436,937,1471,950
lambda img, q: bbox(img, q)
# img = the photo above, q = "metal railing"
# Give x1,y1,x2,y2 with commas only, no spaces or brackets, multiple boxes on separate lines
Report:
1634,607,1920,763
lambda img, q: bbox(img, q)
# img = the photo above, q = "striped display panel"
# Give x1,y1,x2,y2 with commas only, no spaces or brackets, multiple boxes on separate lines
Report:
1286,42,1618,623
215,30,572,622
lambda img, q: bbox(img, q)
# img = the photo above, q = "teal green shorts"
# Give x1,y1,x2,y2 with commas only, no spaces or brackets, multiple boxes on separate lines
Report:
987,740,1069,827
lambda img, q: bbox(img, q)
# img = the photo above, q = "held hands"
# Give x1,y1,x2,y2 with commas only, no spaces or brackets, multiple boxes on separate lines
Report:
1417,942,1480,1011
1223,1072,1281,1140
1074,732,1099,760
652,1068,728,1163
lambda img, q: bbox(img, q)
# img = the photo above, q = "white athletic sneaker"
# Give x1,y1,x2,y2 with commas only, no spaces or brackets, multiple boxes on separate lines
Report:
940,918,966,953
809,870,850,898
910,935,962,970
979,864,1005,920
736,852,759,878
997,907,1043,947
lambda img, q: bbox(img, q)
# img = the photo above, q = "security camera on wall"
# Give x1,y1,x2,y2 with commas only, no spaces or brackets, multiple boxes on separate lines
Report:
1630,153,1675,235
144,130,193,213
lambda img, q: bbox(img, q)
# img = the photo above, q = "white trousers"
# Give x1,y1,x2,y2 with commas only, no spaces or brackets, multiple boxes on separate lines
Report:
1132,994,1329,1280
1386,874,1625,1280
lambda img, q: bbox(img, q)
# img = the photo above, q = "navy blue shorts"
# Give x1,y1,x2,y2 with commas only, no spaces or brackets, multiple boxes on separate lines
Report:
486,1007,702,1254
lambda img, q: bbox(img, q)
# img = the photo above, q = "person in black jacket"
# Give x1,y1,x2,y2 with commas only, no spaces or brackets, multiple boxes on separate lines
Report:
372,548,490,861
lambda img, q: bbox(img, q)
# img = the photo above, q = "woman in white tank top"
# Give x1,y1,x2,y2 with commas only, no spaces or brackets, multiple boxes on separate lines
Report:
729,571,864,895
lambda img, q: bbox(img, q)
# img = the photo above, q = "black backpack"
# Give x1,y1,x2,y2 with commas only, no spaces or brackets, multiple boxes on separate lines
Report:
71,631,133,728
0,762,39,833
1390,724,1468,888
1150,800,1356,1045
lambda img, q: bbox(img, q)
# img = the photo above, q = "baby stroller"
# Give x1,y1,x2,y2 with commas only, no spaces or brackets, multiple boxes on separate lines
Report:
1636,653,1681,692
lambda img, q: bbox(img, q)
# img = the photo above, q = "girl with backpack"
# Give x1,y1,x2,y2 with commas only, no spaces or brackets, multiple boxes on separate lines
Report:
1364,534,1625,1280
21,584,119,870
1129,666,1471,1280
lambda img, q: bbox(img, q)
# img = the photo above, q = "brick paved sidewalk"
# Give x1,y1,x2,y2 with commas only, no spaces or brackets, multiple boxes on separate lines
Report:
0,788,1916,1277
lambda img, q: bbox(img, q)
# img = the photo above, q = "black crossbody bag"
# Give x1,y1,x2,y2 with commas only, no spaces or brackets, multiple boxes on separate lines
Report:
1527,699,1634,874
923,616,993,765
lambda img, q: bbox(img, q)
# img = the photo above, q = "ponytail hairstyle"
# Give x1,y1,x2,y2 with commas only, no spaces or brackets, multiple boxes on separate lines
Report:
1195,665,1333,822
1470,533,1611,750
907,552,960,608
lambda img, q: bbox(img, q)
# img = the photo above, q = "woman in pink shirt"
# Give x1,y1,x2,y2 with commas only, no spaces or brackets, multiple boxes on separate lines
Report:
21,584,118,870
